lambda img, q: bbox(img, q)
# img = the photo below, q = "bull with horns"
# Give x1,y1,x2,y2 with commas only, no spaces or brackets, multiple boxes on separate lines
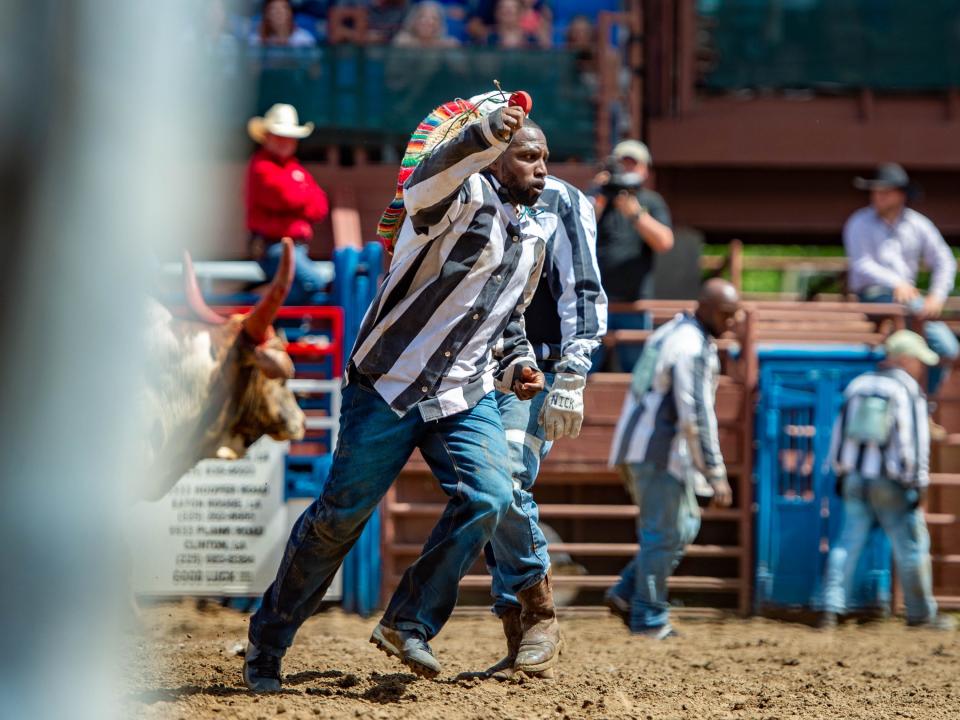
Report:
142,238,306,500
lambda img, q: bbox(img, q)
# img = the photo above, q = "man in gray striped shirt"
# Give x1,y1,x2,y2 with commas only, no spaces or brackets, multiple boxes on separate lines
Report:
245,103,553,690
605,279,738,639
821,330,955,630
482,175,607,679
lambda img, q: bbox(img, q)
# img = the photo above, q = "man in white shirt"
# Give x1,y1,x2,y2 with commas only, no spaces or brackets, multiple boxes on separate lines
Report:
843,163,958,400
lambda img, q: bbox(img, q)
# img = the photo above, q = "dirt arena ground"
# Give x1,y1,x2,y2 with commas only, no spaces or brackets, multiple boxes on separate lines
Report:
123,602,959,720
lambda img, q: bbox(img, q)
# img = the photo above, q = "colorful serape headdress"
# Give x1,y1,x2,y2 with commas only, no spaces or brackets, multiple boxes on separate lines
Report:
376,90,516,253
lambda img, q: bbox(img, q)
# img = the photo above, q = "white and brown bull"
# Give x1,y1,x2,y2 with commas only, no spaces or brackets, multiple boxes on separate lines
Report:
142,238,306,500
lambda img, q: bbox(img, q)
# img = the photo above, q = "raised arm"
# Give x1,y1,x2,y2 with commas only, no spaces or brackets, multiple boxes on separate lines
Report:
403,109,513,223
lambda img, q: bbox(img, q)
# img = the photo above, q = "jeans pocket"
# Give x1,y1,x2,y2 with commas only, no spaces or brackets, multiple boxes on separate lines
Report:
354,380,380,397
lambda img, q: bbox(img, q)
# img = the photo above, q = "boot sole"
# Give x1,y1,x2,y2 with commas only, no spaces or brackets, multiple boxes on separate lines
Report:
514,636,564,674
369,630,441,679
242,666,281,693
492,667,556,682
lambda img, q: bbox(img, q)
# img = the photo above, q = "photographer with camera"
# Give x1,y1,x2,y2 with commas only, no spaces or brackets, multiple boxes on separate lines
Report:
594,140,674,302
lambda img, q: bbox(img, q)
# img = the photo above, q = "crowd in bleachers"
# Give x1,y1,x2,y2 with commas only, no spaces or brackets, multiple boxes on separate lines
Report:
189,0,619,51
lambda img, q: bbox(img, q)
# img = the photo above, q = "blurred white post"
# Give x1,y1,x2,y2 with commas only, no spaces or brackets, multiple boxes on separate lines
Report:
0,1,230,717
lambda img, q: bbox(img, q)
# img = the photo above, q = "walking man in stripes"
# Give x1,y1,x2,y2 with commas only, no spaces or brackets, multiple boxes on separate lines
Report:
605,279,738,639
244,99,554,689
481,175,608,679
821,330,955,631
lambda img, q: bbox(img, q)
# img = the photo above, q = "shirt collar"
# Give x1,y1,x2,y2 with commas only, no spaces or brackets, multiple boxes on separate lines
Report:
257,147,295,166
483,171,514,207
871,206,907,229
681,311,713,339
882,366,924,396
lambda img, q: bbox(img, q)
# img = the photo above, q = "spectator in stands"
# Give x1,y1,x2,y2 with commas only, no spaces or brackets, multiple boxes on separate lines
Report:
393,1,461,47
844,163,959,405
249,0,317,47
821,331,956,632
473,0,550,49
595,140,674,302
357,0,411,44
517,0,551,46
605,279,738,639
565,15,597,90
245,103,330,304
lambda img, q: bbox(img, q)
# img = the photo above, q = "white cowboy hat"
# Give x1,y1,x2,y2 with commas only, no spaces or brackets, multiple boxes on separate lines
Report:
247,103,314,143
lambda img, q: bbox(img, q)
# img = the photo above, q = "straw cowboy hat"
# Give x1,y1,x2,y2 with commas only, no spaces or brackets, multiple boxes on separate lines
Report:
247,103,314,143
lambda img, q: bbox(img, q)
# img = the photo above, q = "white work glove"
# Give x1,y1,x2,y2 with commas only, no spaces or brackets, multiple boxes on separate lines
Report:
538,372,586,441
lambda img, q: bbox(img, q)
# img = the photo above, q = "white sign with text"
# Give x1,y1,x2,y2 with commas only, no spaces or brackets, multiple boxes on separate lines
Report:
128,437,340,599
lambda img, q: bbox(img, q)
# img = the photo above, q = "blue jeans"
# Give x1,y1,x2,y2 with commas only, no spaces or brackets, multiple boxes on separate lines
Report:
609,464,701,631
249,383,513,654
823,473,937,623
483,374,555,616
257,239,328,305
858,287,959,396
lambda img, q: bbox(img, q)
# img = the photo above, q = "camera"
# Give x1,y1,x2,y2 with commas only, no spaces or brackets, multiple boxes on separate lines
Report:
599,156,644,196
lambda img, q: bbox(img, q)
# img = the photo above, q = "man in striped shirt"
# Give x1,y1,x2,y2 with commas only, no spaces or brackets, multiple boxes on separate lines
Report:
605,279,738,639
821,330,955,630
244,103,552,690
483,175,607,679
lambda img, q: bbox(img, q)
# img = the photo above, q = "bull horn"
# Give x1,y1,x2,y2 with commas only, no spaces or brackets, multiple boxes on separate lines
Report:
243,237,295,343
183,250,226,325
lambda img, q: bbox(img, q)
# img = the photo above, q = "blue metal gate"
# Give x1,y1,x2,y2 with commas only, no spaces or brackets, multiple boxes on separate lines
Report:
755,346,892,612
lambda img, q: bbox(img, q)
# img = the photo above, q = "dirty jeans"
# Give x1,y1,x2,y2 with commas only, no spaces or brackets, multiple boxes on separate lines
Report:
483,374,555,616
609,463,701,631
859,287,959,396
257,238,329,305
249,383,513,654
823,473,937,623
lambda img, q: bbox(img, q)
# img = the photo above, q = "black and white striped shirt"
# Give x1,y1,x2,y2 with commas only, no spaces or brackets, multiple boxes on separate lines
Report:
350,111,546,420
829,367,930,488
519,176,608,376
608,313,725,483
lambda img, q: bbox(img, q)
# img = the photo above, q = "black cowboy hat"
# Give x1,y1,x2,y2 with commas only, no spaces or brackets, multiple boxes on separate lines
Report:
853,163,921,199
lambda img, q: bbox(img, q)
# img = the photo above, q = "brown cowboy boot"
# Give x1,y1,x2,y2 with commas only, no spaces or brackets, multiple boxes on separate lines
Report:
514,572,563,674
485,606,522,680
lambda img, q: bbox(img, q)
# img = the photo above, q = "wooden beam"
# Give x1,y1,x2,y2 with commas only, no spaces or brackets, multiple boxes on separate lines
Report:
675,0,696,118
384,574,743,591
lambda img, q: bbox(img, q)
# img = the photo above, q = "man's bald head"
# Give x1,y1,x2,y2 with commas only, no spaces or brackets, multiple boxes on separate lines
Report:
699,278,740,311
696,278,740,337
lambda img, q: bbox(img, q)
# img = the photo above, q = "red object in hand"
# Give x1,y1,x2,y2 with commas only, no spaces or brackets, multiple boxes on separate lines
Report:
508,91,533,115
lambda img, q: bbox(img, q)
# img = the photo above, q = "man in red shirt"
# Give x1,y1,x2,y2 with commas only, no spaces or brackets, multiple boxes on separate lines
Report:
246,103,329,303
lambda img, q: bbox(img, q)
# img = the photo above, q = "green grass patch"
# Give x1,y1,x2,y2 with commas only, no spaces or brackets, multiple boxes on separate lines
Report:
700,244,956,294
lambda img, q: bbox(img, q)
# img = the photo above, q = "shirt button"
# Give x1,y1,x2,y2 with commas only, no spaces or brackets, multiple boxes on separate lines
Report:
494,275,502,282
421,386,429,393
444,351,452,357
473,313,480,320
512,235,519,243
